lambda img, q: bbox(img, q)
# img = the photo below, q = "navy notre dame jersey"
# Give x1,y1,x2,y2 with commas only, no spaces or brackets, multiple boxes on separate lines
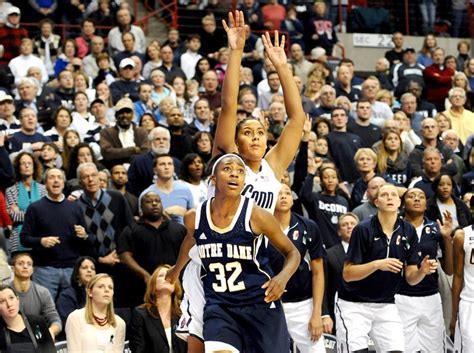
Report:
194,197,274,306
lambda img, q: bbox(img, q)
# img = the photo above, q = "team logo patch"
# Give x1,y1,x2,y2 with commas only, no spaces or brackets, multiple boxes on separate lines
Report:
292,230,299,240
199,233,207,240
425,226,431,234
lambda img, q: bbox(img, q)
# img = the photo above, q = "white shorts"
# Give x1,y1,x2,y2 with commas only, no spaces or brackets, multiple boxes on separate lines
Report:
454,299,474,352
335,299,405,352
282,299,326,353
176,260,205,341
395,293,445,353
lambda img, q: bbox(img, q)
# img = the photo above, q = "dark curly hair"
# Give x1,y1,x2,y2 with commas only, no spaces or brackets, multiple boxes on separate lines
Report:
13,152,43,182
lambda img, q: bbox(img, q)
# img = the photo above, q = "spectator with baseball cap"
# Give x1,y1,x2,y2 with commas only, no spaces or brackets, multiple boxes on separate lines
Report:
109,58,140,104
0,6,29,65
99,97,148,168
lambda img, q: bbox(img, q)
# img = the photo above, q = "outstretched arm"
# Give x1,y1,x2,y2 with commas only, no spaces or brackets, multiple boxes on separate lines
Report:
450,229,465,336
263,31,305,179
212,11,247,157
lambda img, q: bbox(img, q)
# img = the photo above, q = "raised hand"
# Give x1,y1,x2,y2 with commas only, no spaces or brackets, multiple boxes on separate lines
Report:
261,31,287,68
438,210,454,238
222,10,247,51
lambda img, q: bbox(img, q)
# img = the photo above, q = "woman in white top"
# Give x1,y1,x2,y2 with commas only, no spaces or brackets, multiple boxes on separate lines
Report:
65,274,126,353
70,91,95,139
179,153,208,206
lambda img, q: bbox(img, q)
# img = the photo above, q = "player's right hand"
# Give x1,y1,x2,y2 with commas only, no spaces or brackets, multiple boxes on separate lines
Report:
376,258,403,273
262,275,286,302
166,266,179,285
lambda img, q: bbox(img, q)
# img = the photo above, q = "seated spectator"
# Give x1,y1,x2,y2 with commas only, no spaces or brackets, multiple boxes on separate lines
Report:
408,147,443,198
239,0,264,31
109,164,138,215
350,148,377,207
56,256,96,324
353,177,386,221
9,38,48,87
406,80,437,118
139,112,159,134
65,274,126,351
70,91,95,139
134,82,160,124
445,73,474,111
75,19,96,59
5,152,46,253
88,0,116,38
262,0,286,31
39,142,61,171
140,154,194,224
54,39,78,78
0,94,20,136
61,129,81,173
0,284,55,352
180,34,203,80
109,58,140,104
150,69,172,107
280,5,304,50
290,43,312,86
304,75,325,106
347,99,381,148
129,265,187,353
392,111,421,154
334,64,361,102
375,130,411,186
399,93,424,136
65,143,102,189
191,131,213,164
312,85,336,119
374,57,393,91
10,252,62,339
162,28,186,66
92,52,117,88
456,40,470,72
179,153,208,206
312,116,331,137
51,69,75,111
0,6,29,66
108,8,146,55
100,97,149,169
83,36,117,80
185,98,213,136
173,76,198,124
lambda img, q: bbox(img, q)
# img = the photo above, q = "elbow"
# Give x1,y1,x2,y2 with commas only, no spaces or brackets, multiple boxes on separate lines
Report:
342,266,354,282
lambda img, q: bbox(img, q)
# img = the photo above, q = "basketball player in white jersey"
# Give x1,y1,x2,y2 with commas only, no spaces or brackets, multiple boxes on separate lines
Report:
177,11,306,353
451,225,474,351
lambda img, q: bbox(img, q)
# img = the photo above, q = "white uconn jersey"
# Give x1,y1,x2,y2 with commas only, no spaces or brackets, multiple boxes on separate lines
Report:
241,159,281,213
207,159,282,213
461,225,474,302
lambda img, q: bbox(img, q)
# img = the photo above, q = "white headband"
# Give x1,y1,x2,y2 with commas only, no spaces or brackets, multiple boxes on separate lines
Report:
211,153,246,176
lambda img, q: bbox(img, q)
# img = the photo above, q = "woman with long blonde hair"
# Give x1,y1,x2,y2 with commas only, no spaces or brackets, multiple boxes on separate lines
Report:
130,265,187,353
376,129,411,186
65,274,126,352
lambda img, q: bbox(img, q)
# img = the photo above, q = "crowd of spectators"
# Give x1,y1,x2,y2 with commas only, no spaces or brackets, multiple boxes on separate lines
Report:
0,0,473,350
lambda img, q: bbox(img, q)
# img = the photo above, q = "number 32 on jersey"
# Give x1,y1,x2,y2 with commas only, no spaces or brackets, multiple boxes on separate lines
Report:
209,262,246,292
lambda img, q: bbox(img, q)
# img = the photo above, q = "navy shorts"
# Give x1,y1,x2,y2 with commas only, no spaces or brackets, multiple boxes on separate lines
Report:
203,301,290,353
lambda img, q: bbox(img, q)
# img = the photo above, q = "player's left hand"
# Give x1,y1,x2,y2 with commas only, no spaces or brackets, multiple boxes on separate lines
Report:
438,210,453,238
308,314,323,342
262,275,286,302
420,255,438,275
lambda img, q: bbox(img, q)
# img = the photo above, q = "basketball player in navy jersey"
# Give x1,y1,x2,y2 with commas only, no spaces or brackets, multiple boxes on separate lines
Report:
177,11,306,352
270,183,326,352
451,225,474,351
167,154,300,353
336,184,439,352
396,188,453,352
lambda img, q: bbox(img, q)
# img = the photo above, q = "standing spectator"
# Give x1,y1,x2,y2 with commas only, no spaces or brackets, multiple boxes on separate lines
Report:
0,284,56,352
75,19,96,59
107,8,146,55
129,265,188,353
400,93,424,135
407,80,437,118
158,45,186,85
423,47,455,111
326,107,363,183
199,70,221,111
353,177,386,221
109,164,138,216
392,48,425,98
359,77,394,128
456,40,470,72
239,0,264,30
65,274,126,352
199,15,226,59
100,97,149,169
165,107,194,162
179,153,207,206
140,154,194,225
8,107,52,155
419,0,436,34
334,65,361,102
262,0,286,31
416,33,437,67
347,99,381,148
384,32,405,67
0,94,20,136
118,192,186,306
408,147,443,198
5,152,46,253
442,87,474,144
56,256,96,324
32,19,61,79
10,252,62,339
0,6,28,66
83,36,117,80
20,168,91,300
109,58,140,104
162,28,186,64
53,39,78,78
280,5,305,50
376,130,411,186
451,0,468,38
112,32,146,70
305,1,339,56
290,43,312,86
350,148,378,207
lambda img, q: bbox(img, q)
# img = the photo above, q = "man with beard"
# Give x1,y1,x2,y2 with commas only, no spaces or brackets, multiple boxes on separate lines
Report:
100,97,148,169
117,191,186,306
127,126,181,197
110,164,138,216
